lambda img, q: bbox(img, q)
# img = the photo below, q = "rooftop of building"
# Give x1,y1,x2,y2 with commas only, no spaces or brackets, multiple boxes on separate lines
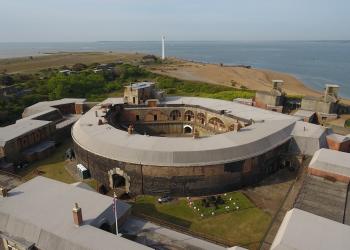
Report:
0,119,52,147
294,175,349,224
22,98,86,117
0,176,148,250
291,120,330,139
271,208,350,250
326,133,350,143
309,148,350,178
128,82,155,90
72,96,304,167
293,109,316,118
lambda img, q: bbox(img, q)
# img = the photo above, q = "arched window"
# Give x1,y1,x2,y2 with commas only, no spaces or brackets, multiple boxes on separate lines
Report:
197,113,206,125
184,110,195,121
208,117,225,131
169,110,182,121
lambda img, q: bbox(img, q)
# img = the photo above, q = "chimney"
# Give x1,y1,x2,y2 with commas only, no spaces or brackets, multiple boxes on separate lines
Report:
0,187,7,197
72,203,83,227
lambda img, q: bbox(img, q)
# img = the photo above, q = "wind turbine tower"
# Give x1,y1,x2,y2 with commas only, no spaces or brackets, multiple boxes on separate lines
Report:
161,36,165,60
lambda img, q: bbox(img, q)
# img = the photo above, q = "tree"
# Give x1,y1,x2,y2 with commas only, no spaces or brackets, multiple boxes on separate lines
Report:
0,74,14,86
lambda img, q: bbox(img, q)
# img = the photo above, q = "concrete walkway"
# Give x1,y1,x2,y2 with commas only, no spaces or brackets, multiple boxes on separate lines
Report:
121,216,227,250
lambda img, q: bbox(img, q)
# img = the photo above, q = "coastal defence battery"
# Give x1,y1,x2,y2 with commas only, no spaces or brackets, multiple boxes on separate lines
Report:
254,80,286,112
301,84,340,121
71,82,318,196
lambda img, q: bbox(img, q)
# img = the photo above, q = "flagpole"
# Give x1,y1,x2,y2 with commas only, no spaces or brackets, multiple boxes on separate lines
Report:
114,192,119,236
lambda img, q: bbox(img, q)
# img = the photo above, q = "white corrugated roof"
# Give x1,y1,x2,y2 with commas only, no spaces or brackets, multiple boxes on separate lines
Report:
309,148,350,177
271,208,350,250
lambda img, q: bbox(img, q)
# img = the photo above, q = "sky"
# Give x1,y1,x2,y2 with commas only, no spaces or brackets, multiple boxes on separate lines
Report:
1,0,349,42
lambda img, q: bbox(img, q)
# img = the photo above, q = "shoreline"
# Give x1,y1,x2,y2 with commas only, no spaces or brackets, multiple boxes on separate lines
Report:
0,51,333,100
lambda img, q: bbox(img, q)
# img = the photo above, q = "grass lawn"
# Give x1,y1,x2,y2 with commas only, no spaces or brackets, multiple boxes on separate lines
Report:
132,193,271,249
21,139,76,184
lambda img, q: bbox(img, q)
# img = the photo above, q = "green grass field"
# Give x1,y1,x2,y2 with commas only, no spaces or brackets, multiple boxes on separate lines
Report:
132,194,271,249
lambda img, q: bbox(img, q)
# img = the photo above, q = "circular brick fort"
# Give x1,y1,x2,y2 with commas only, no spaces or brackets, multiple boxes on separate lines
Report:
72,82,300,196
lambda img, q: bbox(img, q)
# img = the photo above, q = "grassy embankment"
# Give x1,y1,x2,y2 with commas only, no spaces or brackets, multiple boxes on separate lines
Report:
20,139,97,189
133,194,271,249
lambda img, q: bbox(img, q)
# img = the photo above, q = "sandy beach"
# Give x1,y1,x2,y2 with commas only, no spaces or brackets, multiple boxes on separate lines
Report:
148,59,323,98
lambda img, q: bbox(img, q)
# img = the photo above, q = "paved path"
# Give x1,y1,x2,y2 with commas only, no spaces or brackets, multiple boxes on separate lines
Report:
122,216,227,250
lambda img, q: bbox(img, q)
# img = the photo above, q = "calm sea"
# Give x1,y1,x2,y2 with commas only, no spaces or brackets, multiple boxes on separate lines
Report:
0,41,350,97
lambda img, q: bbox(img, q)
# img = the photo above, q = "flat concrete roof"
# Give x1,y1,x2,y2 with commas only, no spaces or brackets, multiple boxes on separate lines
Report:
0,176,148,250
309,148,350,178
22,98,86,117
293,109,316,118
72,96,300,166
271,208,350,250
130,82,154,90
0,119,52,147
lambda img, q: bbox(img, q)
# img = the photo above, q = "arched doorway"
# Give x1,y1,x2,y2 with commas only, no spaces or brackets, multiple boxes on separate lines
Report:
184,125,193,134
108,168,131,193
112,174,126,188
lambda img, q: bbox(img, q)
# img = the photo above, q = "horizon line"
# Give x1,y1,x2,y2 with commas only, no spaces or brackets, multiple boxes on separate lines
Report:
1,39,350,43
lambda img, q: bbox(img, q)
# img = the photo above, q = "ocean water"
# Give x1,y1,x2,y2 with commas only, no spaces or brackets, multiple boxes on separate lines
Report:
0,41,350,98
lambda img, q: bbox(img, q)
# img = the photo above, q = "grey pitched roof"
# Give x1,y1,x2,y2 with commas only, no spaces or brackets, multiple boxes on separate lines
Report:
0,177,149,250
309,148,350,177
73,97,299,167
271,208,350,250
289,121,330,156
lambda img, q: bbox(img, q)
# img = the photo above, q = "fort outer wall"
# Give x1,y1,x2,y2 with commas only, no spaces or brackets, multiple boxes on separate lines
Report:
73,140,290,196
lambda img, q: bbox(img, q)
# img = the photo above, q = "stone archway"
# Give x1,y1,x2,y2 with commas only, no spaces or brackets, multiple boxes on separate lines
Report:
183,124,193,134
108,168,131,193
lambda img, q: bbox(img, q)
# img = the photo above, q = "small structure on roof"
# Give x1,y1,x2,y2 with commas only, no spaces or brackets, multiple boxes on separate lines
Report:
271,208,350,250
123,82,165,105
308,148,350,183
